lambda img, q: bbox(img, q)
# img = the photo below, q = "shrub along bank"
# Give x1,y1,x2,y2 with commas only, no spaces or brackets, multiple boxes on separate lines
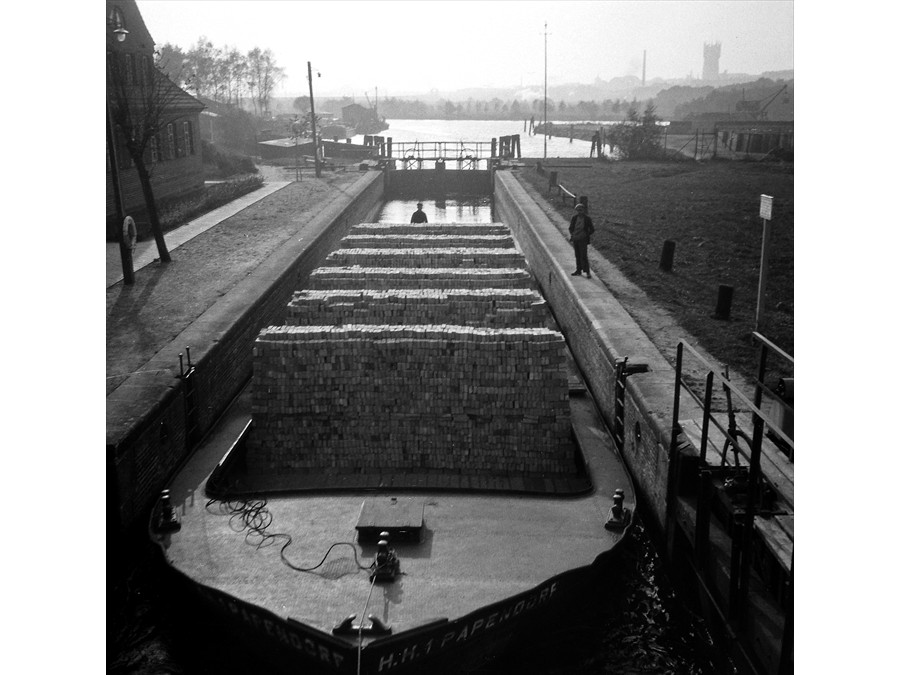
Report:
156,173,265,234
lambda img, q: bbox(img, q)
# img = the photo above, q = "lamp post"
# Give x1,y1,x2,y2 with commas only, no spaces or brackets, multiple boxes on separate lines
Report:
307,61,321,178
106,19,135,285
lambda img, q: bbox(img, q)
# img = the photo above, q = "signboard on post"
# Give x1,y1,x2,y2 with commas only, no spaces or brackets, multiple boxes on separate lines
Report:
760,194,774,221
755,195,775,331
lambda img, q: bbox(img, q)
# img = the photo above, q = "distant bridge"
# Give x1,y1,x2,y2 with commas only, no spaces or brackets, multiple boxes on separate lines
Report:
362,135,522,169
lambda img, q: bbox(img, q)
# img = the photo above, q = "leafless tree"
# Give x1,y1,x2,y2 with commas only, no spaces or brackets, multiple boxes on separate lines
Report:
247,47,284,117
107,48,199,263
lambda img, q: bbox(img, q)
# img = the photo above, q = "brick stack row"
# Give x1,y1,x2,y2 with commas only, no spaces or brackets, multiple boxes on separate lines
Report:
286,289,548,328
324,247,525,269
249,325,573,475
246,220,575,479
351,222,510,236
341,234,515,249
307,267,534,291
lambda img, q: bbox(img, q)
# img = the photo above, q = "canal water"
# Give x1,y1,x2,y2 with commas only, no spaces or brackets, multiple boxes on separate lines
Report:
349,119,598,159
109,194,734,674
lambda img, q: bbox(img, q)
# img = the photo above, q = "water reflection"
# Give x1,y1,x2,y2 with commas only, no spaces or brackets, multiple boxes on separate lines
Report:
376,198,493,224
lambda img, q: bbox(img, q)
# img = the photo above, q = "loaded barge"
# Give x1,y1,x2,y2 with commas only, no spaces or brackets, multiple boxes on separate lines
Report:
126,165,791,673
149,214,637,673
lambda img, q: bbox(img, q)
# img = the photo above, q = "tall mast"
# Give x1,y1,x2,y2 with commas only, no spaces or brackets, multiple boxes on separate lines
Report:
308,61,321,178
543,21,548,160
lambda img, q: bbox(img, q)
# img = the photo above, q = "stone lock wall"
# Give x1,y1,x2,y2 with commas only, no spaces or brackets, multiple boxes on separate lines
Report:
493,171,688,530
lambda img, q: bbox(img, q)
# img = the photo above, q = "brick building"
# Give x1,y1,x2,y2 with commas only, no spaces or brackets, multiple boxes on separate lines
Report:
106,0,205,240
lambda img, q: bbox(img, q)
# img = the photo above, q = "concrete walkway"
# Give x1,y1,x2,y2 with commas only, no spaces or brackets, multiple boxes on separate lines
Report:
106,178,290,288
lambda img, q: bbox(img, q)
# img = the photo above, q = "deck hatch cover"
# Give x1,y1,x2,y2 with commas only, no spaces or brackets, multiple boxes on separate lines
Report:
356,497,425,542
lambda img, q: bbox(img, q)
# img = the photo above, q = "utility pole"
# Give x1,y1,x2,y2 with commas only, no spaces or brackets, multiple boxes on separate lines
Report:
308,61,321,178
543,21,548,160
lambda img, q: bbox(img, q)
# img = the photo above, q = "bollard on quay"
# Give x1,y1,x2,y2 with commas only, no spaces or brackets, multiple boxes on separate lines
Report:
713,285,734,320
659,239,676,272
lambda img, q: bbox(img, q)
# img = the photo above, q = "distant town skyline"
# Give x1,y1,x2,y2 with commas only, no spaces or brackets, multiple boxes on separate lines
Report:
136,0,794,98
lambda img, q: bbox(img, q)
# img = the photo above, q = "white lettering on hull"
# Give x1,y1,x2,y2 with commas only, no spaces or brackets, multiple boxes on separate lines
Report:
376,580,560,672
195,585,346,669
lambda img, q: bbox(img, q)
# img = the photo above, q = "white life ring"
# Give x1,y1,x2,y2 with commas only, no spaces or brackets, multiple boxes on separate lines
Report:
123,216,137,250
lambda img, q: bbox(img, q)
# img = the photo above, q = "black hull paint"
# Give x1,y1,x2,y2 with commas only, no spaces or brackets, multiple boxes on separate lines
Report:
157,541,623,675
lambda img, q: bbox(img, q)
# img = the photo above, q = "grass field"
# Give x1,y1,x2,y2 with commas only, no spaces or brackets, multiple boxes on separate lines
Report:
518,159,794,382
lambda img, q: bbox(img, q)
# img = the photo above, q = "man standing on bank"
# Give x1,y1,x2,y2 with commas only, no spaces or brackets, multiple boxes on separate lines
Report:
569,202,595,278
410,202,428,224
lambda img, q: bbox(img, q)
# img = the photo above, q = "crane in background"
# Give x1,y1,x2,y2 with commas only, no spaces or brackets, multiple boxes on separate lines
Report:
735,84,790,120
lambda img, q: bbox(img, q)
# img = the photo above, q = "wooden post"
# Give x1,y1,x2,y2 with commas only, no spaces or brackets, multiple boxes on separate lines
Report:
714,285,734,320
659,240,676,272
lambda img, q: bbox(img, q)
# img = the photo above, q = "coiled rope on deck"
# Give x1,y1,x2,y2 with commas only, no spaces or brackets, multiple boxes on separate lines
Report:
206,496,371,573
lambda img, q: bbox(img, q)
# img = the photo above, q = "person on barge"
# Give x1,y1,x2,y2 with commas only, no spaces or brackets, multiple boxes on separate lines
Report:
410,202,428,224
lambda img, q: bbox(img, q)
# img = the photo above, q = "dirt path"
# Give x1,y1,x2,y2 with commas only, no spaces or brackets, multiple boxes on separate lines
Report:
106,170,360,394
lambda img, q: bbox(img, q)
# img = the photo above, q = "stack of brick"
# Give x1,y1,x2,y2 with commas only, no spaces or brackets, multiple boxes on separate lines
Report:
247,325,573,475
341,234,515,249
286,289,549,328
324,247,525,269
351,223,510,237
307,267,534,291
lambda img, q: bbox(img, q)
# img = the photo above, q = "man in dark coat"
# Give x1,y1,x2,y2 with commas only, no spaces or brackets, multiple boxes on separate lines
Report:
410,202,428,224
568,202,595,278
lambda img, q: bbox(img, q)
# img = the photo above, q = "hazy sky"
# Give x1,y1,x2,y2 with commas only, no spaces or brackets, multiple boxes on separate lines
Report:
136,0,794,98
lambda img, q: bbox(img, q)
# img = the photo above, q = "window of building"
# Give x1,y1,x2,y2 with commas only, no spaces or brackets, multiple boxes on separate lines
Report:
150,135,159,163
125,53,134,86
167,123,176,159
184,121,194,155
